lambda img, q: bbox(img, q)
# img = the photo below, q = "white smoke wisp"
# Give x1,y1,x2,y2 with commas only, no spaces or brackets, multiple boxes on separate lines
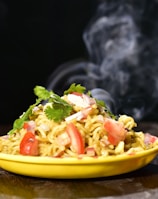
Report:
47,0,158,121
82,0,158,121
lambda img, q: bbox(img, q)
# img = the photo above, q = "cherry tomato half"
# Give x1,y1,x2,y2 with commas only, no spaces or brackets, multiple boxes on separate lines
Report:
66,122,84,154
20,132,39,156
104,118,127,146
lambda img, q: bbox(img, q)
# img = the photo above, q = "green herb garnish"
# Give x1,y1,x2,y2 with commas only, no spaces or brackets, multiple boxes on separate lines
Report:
8,86,73,135
8,98,43,135
64,83,86,95
44,92,72,122
8,83,116,135
96,99,116,119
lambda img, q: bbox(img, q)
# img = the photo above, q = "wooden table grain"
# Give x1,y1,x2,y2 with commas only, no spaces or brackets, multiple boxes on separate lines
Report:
0,164,158,199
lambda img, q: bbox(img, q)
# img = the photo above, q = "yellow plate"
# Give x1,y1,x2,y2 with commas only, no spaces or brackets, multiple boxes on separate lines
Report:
0,147,158,179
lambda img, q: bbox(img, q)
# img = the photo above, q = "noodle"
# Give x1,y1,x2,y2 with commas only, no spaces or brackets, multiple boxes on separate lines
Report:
0,84,158,158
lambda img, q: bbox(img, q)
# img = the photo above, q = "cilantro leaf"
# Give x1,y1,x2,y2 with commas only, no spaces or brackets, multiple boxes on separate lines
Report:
34,86,52,100
45,92,73,122
8,86,51,135
8,98,42,135
96,99,116,119
64,83,86,95
44,103,72,122
8,85,73,135
8,83,116,135
49,93,68,105
96,99,106,107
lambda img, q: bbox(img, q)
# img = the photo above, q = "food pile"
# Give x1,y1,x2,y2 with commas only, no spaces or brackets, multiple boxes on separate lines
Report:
0,83,158,158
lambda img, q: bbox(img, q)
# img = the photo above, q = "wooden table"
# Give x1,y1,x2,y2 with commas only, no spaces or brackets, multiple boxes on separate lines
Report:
0,122,158,198
0,163,158,199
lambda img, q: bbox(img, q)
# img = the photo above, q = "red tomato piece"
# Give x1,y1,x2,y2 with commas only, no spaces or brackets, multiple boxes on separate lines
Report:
104,118,127,146
66,123,85,154
20,132,39,156
23,122,29,129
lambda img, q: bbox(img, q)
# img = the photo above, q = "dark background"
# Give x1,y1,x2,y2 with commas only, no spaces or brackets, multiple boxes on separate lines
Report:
0,0,98,124
1,0,158,125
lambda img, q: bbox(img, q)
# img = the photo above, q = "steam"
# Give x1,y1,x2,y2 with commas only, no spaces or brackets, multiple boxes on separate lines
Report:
47,0,158,121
